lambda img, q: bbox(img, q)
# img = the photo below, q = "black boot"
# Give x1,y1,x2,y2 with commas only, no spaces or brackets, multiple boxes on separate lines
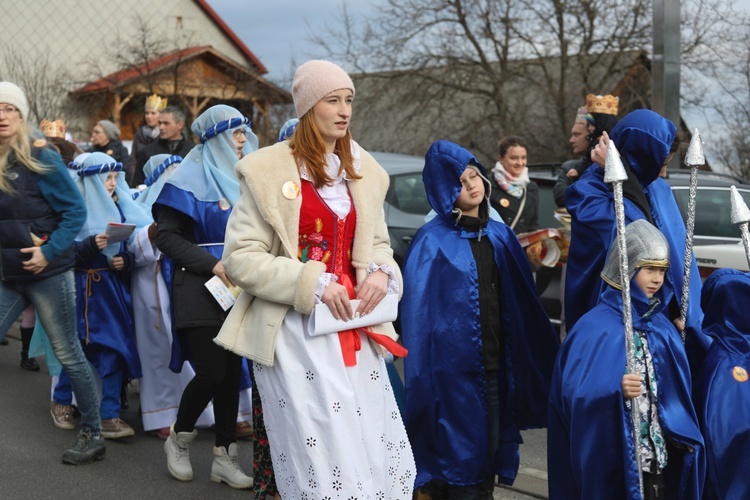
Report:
20,326,40,371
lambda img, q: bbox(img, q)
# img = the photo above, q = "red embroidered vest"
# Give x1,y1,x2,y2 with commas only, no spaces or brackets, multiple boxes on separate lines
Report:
298,180,357,283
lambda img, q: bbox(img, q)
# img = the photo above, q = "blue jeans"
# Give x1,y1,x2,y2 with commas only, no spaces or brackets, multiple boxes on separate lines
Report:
0,271,102,435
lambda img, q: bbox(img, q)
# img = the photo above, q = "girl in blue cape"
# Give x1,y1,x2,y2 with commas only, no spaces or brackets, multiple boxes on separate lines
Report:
564,109,706,355
401,140,559,497
53,152,152,439
153,104,257,488
697,268,750,499
548,220,704,500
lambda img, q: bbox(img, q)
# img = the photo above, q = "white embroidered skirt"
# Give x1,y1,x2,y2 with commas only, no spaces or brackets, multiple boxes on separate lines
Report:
254,310,415,498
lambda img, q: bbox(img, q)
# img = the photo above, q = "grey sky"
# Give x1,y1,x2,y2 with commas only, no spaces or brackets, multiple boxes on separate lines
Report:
206,0,379,84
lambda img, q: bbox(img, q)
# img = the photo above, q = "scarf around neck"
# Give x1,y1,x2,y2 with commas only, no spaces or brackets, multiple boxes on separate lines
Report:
492,161,529,198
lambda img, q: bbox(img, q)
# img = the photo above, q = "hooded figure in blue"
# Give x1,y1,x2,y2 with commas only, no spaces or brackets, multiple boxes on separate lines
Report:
697,268,750,499
564,109,706,353
401,140,559,493
548,220,704,500
53,152,152,433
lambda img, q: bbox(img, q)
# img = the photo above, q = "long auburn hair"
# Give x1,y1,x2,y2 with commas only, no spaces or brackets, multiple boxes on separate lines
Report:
0,122,48,194
289,112,361,188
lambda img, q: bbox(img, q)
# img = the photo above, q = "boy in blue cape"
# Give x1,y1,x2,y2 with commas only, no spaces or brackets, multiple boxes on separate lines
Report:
401,140,559,498
548,220,704,499
697,268,750,499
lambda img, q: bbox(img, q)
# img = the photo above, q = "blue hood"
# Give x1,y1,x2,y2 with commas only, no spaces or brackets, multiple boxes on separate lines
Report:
423,140,490,224
701,268,750,355
610,109,676,187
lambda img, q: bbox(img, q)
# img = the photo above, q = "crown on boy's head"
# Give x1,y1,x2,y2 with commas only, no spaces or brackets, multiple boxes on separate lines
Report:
39,118,66,138
585,94,619,116
145,93,167,112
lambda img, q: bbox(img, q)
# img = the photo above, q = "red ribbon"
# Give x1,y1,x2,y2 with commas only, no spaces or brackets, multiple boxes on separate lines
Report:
336,274,408,367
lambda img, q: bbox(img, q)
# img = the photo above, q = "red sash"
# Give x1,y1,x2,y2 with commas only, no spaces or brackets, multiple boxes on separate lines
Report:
336,274,408,367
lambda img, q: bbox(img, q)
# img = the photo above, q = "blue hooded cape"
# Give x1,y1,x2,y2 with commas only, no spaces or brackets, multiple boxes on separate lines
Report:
548,282,705,499
401,140,559,488
565,110,706,351
697,269,750,499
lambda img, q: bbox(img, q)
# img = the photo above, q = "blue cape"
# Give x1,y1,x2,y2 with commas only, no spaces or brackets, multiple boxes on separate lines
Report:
401,140,559,487
548,284,705,499
565,110,706,351
697,269,750,499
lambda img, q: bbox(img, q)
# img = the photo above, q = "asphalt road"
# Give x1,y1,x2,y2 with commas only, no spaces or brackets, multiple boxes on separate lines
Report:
0,323,547,499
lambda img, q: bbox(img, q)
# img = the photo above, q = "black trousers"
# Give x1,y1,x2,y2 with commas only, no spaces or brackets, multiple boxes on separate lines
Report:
643,471,666,500
174,326,242,448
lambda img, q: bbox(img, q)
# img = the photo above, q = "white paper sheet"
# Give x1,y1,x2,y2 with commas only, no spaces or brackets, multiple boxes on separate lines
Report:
307,294,399,336
104,222,136,243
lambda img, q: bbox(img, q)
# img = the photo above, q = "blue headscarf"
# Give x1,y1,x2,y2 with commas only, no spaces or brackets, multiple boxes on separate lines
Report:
135,154,182,209
277,118,299,142
164,105,258,207
75,152,153,259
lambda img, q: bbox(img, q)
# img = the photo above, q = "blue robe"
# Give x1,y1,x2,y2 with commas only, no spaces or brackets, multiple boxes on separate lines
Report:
548,285,705,499
401,140,559,488
565,110,706,352
697,269,750,499
72,206,141,380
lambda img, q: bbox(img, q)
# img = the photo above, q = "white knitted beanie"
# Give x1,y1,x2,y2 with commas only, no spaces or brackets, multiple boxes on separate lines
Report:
292,60,355,118
0,82,30,120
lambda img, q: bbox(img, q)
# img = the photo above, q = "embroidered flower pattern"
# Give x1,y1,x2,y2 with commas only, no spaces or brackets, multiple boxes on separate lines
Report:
306,370,315,381
370,370,379,381
306,437,317,447
332,401,341,413
332,466,341,478
299,218,331,263
279,398,286,408
332,480,342,491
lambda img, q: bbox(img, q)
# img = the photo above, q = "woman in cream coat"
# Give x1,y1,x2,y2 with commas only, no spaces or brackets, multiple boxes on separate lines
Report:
216,60,415,498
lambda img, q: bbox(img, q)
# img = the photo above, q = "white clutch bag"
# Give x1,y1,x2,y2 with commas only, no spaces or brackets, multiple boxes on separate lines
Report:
307,294,399,336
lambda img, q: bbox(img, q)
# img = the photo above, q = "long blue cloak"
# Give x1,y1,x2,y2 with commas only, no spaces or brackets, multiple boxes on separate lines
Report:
697,269,750,499
548,284,705,499
401,140,559,488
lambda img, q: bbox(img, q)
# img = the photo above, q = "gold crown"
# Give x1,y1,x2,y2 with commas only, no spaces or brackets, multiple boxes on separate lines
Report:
39,118,66,139
586,94,619,116
145,93,168,112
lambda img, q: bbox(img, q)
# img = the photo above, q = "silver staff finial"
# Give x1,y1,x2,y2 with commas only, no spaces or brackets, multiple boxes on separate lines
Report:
685,129,705,167
730,186,750,225
604,141,627,184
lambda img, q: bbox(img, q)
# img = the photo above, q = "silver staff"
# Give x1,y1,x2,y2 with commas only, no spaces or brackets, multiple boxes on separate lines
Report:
730,185,750,269
604,142,644,499
679,129,704,341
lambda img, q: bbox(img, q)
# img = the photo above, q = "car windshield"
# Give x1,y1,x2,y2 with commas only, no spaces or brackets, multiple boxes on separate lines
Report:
672,186,750,240
387,173,431,215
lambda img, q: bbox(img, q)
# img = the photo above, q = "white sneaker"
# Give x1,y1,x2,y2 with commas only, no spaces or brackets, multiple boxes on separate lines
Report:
210,443,253,489
164,424,197,481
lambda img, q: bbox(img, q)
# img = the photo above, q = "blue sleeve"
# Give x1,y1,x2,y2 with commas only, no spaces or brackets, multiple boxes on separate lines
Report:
35,148,87,261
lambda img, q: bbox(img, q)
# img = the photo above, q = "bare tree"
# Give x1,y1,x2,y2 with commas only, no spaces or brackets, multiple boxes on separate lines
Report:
313,0,747,166
0,45,74,125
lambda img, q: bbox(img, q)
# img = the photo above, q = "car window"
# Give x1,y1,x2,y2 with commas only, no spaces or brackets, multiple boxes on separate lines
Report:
388,173,431,215
536,183,558,229
672,186,750,239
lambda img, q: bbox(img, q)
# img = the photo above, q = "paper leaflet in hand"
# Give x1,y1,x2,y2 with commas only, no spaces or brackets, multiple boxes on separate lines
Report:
204,275,242,311
104,222,136,243
307,294,399,336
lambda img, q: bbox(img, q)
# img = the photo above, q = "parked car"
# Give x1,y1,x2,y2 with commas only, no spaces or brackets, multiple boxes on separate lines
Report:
529,163,750,327
372,151,430,266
